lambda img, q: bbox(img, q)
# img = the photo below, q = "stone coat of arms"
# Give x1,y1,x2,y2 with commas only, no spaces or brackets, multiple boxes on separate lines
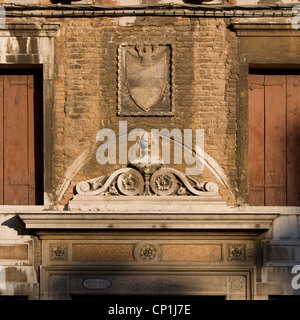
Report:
118,44,172,116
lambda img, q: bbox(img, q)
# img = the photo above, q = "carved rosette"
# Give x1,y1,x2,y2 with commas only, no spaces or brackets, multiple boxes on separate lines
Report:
133,242,161,263
150,171,177,196
74,165,219,197
117,169,144,196
50,244,68,261
227,244,247,262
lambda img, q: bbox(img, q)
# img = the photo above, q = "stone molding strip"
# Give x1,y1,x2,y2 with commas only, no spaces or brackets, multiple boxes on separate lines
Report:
18,211,279,232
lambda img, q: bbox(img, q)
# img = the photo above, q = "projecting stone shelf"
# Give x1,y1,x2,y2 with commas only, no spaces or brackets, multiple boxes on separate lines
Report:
18,208,279,232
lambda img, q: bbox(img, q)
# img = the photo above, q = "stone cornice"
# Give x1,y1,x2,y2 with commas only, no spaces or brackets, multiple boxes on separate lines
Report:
0,22,60,37
18,209,279,233
231,22,300,37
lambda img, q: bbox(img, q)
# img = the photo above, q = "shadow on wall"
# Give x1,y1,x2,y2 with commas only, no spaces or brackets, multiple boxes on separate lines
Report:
50,0,71,3
1,216,31,236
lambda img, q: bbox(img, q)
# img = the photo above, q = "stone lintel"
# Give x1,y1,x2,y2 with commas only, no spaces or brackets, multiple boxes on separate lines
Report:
18,211,279,232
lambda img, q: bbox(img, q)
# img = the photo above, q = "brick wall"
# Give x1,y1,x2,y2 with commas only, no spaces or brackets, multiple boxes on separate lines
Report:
51,16,238,205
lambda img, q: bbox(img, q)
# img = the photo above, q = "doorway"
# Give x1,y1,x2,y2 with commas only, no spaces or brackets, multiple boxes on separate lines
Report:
248,71,300,206
0,69,43,205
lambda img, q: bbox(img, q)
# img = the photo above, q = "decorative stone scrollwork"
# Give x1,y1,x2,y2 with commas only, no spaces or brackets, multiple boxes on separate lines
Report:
75,164,219,197
74,131,221,198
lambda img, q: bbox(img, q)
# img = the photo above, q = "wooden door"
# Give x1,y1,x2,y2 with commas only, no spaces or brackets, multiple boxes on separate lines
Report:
248,73,300,206
0,73,42,205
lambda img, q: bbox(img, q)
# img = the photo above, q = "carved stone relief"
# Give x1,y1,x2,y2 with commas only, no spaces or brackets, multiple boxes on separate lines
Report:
51,276,68,293
50,244,68,261
227,244,247,262
118,43,173,116
133,242,162,263
228,276,246,293
75,164,219,197
71,130,221,201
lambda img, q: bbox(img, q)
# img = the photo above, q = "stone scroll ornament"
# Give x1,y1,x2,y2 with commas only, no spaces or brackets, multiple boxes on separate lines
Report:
75,133,219,197
75,166,219,197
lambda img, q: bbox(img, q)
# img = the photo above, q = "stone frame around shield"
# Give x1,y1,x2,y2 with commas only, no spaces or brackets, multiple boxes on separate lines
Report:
117,43,173,117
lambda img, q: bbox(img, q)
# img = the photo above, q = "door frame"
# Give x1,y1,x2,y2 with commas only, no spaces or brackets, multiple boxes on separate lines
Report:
0,70,44,205
248,72,300,206
231,22,300,205
0,22,60,205
40,265,256,300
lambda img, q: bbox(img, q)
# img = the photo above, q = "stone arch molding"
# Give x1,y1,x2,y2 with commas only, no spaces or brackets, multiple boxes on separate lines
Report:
56,132,233,204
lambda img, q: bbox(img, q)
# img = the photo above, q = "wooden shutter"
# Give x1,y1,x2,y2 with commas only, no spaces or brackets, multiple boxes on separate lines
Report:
264,75,287,205
0,76,3,204
0,74,35,205
249,73,300,206
287,75,300,206
248,74,265,206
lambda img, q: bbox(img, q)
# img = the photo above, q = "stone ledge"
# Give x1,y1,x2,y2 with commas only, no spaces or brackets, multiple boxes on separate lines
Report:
231,22,300,37
0,22,60,37
68,195,226,212
18,211,279,232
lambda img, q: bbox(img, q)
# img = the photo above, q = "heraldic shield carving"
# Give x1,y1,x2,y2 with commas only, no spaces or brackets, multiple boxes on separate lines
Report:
118,44,173,116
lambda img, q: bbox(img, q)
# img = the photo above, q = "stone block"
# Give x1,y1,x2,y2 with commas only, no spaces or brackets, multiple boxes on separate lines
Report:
161,244,222,262
266,246,291,262
72,244,134,261
0,244,28,260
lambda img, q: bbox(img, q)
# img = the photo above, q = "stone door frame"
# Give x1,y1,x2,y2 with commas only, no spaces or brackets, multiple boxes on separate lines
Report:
0,21,59,205
40,265,255,300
